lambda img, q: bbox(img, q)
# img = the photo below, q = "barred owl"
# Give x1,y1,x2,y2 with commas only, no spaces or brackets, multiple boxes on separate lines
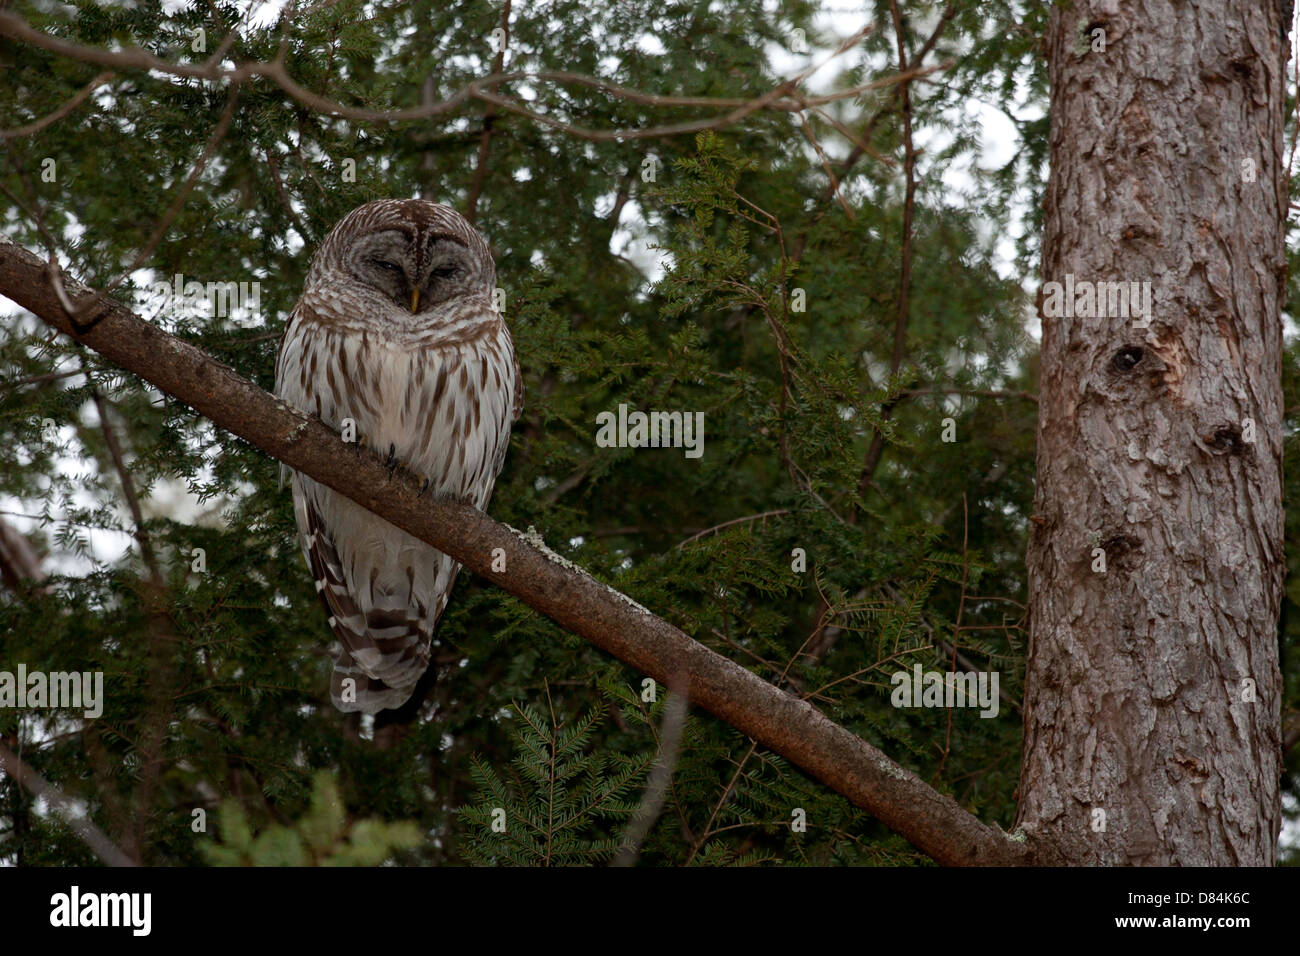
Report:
275,199,521,716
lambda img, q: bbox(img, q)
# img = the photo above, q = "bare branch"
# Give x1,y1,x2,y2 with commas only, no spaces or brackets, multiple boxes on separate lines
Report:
856,0,921,503
94,85,242,303
0,366,85,392
902,387,1039,404
264,149,310,241
0,742,137,867
676,509,792,548
612,684,688,866
0,71,114,140
466,0,512,223
0,516,49,595
0,12,947,136
89,388,164,587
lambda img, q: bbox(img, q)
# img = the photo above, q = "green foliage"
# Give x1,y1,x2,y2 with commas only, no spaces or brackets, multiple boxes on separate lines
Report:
0,0,1066,867
458,694,647,866
201,772,421,866
2,0,1291,867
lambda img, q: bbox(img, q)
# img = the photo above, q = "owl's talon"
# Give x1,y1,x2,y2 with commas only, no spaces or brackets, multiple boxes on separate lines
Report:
417,477,430,498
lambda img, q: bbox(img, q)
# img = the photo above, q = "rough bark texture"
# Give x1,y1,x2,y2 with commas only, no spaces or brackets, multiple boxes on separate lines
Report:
0,235,1047,866
1018,0,1287,864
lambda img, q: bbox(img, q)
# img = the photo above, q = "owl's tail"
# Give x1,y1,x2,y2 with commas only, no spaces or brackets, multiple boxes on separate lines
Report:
330,646,422,714
297,488,435,715
324,590,436,714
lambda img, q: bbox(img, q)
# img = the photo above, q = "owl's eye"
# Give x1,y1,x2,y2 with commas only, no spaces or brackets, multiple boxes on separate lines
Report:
373,259,402,273
431,266,458,279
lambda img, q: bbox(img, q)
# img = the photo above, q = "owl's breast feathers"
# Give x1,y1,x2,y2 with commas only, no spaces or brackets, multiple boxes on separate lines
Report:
275,297,521,713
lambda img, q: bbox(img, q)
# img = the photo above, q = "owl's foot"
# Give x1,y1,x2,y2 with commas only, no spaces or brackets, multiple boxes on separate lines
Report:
417,476,431,498
384,442,398,480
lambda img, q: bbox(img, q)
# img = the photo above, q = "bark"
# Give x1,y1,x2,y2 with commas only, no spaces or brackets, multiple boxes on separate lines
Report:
1019,0,1288,865
0,234,1046,866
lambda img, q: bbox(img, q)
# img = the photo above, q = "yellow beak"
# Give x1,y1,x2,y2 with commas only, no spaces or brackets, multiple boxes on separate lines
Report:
410,288,420,313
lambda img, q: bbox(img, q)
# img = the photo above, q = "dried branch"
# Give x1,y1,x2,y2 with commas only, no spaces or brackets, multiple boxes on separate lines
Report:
0,366,85,392
92,85,242,305
675,509,791,548
0,12,946,138
0,516,48,595
902,387,1039,404
856,0,920,504
466,0,512,224
89,388,163,587
0,70,114,140
0,742,137,867
612,684,688,866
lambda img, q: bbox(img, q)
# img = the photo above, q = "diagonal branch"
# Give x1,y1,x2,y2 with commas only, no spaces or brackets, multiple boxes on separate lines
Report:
0,234,1054,867
0,70,114,140
0,741,137,867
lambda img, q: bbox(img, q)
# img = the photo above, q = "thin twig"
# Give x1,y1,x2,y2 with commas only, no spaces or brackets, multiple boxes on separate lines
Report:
856,0,921,506
93,85,243,303
903,387,1038,404
0,12,945,136
676,509,791,547
0,367,85,392
0,71,114,140
466,0,512,223
612,684,688,866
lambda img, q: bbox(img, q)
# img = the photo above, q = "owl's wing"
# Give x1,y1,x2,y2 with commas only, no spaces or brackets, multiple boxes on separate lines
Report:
512,361,524,421
273,309,301,493
295,480,433,714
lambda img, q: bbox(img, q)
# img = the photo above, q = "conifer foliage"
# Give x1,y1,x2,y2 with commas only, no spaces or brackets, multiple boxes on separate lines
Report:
0,0,1296,866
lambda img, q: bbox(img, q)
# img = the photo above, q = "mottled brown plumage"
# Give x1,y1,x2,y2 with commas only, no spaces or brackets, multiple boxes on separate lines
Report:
275,199,521,715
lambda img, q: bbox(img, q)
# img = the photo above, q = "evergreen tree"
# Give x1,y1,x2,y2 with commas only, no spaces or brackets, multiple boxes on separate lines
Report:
0,0,1294,866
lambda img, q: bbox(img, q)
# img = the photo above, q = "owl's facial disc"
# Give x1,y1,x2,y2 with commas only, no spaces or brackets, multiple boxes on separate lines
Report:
414,236,483,312
345,229,489,317
346,230,417,312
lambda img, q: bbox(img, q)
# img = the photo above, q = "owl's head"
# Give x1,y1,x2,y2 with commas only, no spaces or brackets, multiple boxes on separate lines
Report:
306,199,496,319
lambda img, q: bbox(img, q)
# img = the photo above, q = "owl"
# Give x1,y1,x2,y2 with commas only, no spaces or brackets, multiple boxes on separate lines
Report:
275,199,521,716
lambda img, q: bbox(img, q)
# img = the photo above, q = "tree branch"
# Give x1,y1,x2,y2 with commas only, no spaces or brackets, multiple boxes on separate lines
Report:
0,12,946,140
0,234,1050,866
0,70,114,140
0,516,48,595
465,0,512,224
902,387,1039,404
857,0,920,504
0,741,137,867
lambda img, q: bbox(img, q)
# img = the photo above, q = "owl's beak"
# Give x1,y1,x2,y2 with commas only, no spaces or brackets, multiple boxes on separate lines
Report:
410,288,420,313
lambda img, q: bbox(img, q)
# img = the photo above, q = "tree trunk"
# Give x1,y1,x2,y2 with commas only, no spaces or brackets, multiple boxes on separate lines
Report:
1018,0,1288,865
